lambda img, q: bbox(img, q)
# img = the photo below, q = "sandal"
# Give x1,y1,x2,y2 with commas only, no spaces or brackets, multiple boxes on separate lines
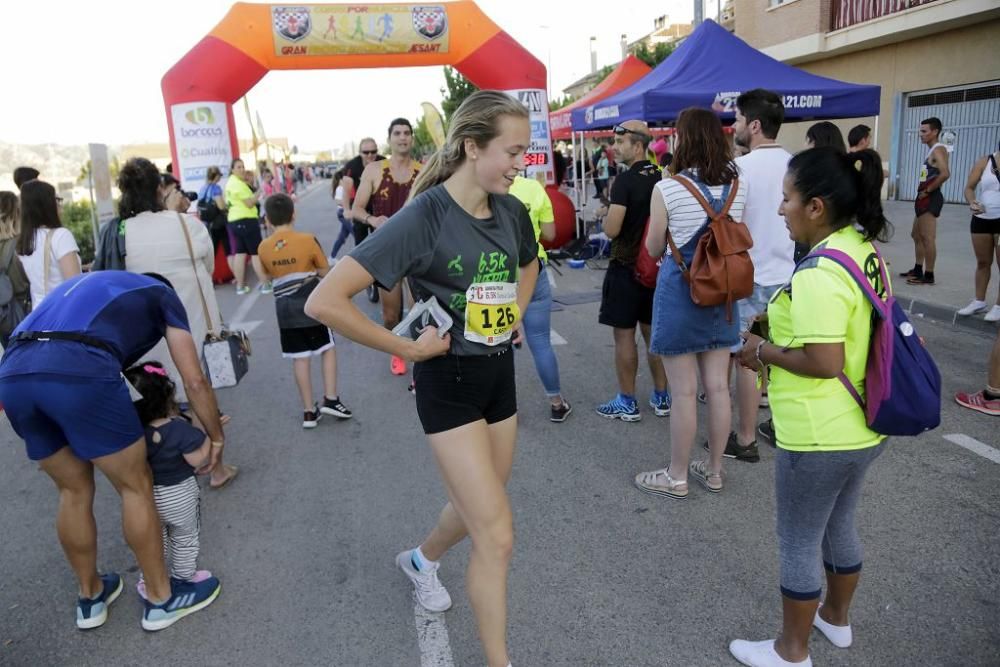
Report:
633,468,688,499
209,464,239,490
689,460,724,493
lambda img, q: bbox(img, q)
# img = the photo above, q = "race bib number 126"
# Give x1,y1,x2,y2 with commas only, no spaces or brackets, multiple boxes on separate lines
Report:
464,282,519,345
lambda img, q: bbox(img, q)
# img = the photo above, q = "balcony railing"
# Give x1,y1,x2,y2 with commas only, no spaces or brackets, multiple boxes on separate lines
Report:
830,0,940,31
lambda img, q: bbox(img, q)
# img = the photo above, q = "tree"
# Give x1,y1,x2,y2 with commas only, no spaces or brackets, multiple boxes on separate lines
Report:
412,115,436,159
441,66,478,122
77,155,121,186
548,95,577,111
634,41,675,68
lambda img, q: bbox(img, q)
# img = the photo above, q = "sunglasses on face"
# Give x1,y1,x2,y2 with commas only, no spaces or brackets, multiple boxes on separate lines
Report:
361,150,378,155
613,124,651,141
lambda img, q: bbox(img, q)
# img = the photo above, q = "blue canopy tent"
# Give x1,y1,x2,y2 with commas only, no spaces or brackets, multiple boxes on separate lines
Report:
571,20,881,130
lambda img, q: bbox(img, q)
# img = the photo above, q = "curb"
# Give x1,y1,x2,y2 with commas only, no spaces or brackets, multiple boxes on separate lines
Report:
902,297,999,338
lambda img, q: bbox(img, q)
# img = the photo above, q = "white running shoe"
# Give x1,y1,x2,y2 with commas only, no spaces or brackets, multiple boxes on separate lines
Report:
985,305,1000,322
957,300,988,316
813,605,853,648
396,550,452,612
729,639,812,667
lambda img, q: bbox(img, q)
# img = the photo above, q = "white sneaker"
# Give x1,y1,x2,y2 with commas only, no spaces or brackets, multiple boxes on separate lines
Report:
813,605,852,648
729,639,812,667
985,305,1000,322
957,300,988,316
396,550,452,612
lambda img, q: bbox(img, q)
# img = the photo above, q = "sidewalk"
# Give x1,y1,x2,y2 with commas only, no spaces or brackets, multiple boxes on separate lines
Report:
880,201,997,336
562,185,996,336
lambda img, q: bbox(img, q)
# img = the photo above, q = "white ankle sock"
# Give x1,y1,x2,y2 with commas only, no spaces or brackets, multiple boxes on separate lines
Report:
412,546,438,572
813,606,852,648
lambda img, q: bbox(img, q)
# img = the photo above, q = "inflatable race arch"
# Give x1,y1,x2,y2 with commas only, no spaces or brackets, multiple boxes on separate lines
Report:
162,1,554,192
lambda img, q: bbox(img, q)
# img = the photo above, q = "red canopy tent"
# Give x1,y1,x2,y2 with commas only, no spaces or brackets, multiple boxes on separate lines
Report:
549,55,652,141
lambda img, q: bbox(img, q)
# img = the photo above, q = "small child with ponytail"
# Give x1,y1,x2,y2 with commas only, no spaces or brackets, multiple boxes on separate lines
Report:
124,361,215,596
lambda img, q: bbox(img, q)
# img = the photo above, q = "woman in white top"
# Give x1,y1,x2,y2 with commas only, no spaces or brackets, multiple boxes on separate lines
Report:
16,180,81,309
118,157,236,488
959,142,1000,320
634,108,748,501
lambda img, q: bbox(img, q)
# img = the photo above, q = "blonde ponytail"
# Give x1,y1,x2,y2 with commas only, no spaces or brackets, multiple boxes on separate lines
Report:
409,90,529,201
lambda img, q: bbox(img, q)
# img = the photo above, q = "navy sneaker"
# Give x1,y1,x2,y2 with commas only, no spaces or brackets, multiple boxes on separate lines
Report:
596,394,641,422
649,390,672,417
76,573,124,630
142,575,221,631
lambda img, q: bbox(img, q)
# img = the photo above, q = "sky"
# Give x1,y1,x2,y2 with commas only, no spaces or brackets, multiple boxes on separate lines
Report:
0,0,717,153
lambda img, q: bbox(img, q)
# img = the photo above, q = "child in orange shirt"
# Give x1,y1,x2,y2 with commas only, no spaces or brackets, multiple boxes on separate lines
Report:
258,193,353,428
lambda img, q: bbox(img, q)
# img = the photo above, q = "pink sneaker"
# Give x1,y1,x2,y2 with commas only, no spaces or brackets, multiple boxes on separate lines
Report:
955,390,1000,416
390,355,407,376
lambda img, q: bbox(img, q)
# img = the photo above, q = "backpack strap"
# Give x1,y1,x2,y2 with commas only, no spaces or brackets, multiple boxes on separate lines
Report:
42,229,53,297
665,175,737,278
670,174,737,219
802,247,890,318
799,245,893,413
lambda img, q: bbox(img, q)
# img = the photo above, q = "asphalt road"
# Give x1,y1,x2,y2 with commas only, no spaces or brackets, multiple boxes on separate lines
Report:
1,184,997,666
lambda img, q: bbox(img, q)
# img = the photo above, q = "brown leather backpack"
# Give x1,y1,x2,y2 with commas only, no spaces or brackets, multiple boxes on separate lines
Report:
665,175,754,321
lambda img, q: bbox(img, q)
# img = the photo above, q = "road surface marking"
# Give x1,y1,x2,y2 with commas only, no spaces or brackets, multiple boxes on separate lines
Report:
943,433,1000,464
414,601,455,667
547,270,557,288
551,328,567,346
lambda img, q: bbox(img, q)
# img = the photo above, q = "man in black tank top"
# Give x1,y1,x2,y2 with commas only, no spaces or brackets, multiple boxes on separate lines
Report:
902,117,950,285
340,137,384,247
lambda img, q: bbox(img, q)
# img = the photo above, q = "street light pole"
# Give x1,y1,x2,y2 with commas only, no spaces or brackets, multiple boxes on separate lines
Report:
539,25,552,98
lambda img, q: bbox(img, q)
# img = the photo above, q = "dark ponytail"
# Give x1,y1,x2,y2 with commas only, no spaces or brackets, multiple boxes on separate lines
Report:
787,147,892,243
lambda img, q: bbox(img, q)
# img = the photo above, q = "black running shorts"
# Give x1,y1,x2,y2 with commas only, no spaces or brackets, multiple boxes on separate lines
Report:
971,215,1000,235
413,348,517,435
914,190,944,218
229,218,263,255
599,260,654,329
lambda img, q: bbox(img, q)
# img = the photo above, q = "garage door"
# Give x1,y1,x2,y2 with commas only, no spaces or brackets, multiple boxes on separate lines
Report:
898,82,1000,203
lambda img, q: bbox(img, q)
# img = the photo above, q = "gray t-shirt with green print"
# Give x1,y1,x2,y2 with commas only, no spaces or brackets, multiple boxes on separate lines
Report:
349,183,538,356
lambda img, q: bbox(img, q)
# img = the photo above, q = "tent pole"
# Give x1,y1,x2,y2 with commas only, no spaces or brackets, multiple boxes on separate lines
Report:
571,131,579,215
576,131,584,238
873,115,880,152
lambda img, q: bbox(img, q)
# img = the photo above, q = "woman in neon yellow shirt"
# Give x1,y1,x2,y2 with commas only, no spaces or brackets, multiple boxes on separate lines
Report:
224,159,269,295
731,148,890,667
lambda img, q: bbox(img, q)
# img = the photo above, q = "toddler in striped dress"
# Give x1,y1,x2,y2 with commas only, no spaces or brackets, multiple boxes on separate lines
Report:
125,361,214,597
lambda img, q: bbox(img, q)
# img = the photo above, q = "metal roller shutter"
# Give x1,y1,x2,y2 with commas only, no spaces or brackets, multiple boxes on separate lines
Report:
899,82,1000,203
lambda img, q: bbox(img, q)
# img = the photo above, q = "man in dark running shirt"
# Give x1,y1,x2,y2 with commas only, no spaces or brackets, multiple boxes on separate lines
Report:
352,118,421,378
901,116,950,285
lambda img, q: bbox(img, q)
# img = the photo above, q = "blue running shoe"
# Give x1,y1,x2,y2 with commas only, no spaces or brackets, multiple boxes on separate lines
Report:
649,390,672,417
76,573,123,630
142,575,221,631
596,394,641,422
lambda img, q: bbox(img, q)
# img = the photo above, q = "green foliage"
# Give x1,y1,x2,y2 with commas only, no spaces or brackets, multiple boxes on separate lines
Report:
60,200,96,264
633,41,675,68
412,115,436,160
77,156,121,186
549,95,577,111
441,66,479,122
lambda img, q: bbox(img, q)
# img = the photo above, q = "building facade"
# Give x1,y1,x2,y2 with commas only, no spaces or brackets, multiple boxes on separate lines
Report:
734,0,1000,201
